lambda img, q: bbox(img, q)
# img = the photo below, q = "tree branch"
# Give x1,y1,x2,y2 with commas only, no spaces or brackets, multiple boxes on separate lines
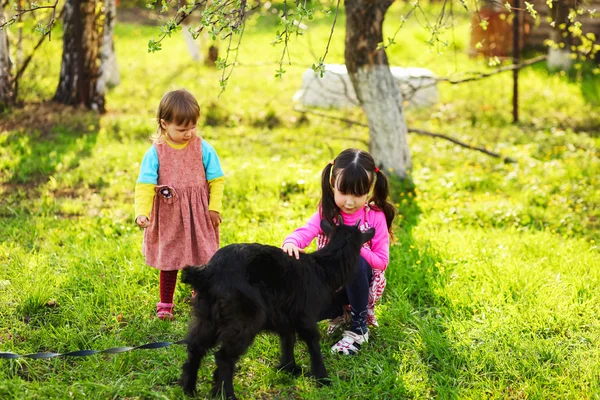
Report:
1,0,60,30
293,106,517,163
408,128,516,163
321,0,340,65
11,4,64,84
436,55,548,85
399,55,548,101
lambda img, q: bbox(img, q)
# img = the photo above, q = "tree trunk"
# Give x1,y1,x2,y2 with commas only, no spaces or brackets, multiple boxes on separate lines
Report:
97,0,120,96
0,2,13,111
54,0,105,112
547,0,575,70
344,0,411,178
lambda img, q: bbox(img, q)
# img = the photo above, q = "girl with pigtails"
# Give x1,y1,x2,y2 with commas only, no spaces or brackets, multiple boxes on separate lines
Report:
282,148,395,355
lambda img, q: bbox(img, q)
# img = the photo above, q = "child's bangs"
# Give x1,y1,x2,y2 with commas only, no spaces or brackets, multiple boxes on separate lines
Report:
334,167,371,196
172,101,199,127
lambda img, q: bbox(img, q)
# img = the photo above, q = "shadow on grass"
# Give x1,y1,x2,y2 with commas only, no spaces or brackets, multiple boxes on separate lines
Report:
0,102,100,216
374,175,466,398
527,59,600,134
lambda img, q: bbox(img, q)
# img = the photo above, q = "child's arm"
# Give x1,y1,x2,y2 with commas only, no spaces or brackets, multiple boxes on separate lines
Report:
135,146,159,226
282,211,322,249
202,140,225,228
282,211,321,259
207,177,224,213
360,211,390,270
202,140,225,214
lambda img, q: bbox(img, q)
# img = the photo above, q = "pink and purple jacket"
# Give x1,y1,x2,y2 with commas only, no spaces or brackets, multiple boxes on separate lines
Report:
282,204,390,270
282,204,390,327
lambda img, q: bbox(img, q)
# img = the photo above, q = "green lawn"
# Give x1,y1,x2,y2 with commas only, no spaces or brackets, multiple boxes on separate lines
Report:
1,3,599,399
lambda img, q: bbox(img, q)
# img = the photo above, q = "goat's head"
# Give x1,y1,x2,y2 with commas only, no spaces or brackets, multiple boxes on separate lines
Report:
320,218,375,246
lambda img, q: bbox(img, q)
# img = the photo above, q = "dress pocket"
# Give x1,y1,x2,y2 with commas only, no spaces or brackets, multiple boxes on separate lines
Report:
155,185,178,204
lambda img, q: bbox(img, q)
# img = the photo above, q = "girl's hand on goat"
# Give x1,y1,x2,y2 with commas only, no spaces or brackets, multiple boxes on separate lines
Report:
209,211,222,228
135,215,150,228
282,243,305,260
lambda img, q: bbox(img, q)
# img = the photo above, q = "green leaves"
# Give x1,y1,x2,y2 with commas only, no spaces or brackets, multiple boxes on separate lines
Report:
311,60,326,78
479,19,489,31
377,37,397,50
524,2,538,19
487,56,501,67
274,67,286,78
33,22,51,35
147,38,162,53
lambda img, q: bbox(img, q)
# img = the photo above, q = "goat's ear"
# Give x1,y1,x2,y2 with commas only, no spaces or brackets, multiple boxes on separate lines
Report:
362,227,375,243
320,219,334,235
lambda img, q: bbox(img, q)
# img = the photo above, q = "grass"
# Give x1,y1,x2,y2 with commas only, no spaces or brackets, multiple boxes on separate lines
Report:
1,2,599,399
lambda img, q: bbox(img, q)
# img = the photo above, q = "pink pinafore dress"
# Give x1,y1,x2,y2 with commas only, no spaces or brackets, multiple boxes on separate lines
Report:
143,136,219,270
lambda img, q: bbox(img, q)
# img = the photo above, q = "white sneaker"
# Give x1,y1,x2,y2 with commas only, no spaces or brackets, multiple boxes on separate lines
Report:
330,330,369,355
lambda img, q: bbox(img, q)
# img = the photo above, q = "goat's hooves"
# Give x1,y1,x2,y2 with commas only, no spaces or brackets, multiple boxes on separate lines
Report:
211,388,237,400
277,363,302,376
180,379,196,396
316,376,332,386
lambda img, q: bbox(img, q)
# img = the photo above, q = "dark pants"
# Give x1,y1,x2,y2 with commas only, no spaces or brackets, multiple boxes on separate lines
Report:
319,256,372,334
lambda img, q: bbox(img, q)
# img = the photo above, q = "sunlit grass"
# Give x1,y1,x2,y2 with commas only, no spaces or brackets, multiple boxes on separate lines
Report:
0,3,599,399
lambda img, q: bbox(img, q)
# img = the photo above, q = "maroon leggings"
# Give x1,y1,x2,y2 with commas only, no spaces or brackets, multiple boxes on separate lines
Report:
160,270,178,304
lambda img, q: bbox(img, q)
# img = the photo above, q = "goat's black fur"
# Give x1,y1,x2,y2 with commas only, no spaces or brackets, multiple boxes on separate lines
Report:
179,219,375,399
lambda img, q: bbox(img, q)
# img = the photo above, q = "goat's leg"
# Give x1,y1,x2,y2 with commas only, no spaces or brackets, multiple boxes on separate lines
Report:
212,348,241,400
297,323,330,385
180,324,216,396
211,336,253,400
277,331,301,375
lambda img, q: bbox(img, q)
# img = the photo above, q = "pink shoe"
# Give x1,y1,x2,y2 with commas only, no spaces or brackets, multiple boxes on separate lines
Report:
156,302,174,320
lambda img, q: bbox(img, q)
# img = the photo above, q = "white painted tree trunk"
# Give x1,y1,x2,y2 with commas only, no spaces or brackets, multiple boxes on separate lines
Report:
182,25,202,62
344,0,412,179
350,65,411,178
0,2,13,109
97,0,119,96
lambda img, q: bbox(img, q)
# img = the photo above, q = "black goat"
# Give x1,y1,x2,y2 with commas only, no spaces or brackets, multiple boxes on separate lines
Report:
179,219,375,399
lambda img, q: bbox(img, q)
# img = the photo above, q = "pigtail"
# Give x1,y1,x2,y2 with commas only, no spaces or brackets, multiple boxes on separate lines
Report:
371,169,396,236
319,162,338,226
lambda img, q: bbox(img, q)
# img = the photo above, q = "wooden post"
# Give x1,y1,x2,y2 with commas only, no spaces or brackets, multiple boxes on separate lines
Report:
512,0,520,123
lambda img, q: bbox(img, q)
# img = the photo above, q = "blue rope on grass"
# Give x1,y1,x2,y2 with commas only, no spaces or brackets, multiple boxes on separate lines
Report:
0,340,187,360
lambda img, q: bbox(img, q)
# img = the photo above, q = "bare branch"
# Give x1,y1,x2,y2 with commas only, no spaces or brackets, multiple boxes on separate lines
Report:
408,128,516,163
320,0,340,65
436,55,548,85
0,0,60,30
398,55,549,101
6,0,62,84
293,106,516,163
276,0,291,77
218,23,245,95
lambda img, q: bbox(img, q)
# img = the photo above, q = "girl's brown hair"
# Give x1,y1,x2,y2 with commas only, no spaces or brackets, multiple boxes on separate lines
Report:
320,148,396,235
153,89,200,142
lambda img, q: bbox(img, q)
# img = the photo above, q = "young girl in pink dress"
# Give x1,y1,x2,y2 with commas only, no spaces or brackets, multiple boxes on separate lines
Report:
282,148,395,355
134,89,225,320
